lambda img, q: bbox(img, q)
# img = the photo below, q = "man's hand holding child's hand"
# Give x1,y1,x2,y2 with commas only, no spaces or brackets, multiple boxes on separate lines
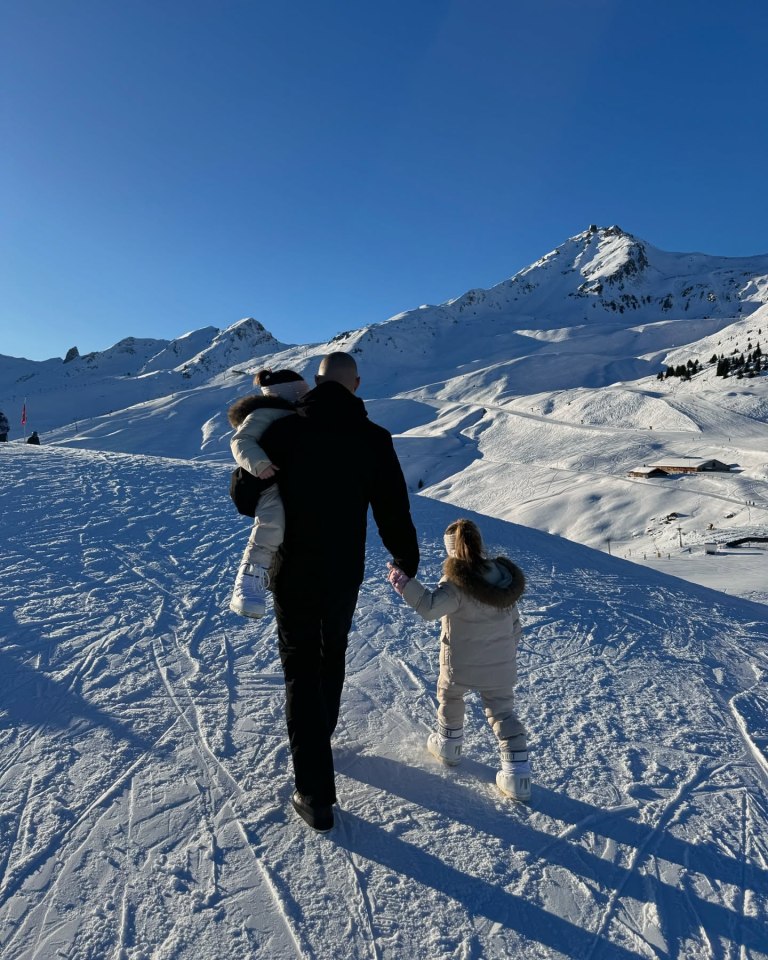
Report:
387,562,410,596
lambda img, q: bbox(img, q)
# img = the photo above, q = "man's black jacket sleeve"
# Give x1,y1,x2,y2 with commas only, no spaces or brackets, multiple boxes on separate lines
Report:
369,429,419,578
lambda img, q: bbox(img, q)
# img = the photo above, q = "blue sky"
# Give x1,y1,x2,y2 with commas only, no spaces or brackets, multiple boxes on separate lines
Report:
3,0,768,361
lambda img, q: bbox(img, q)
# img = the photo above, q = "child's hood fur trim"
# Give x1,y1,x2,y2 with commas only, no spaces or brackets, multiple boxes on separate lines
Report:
228,394,295,428
442,556,525,609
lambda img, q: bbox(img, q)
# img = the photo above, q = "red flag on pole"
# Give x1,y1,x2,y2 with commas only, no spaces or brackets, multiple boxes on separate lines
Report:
21,403,27,426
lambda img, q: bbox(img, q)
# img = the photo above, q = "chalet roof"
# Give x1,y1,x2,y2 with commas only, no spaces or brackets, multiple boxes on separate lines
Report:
648,458,726,469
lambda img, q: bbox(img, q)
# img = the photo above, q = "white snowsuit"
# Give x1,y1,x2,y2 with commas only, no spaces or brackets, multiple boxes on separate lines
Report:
401,555,527,752
230,405,294,568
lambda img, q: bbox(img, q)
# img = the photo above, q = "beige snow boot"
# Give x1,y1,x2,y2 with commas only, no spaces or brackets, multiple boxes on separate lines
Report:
427,727,463,766
496,749,532,802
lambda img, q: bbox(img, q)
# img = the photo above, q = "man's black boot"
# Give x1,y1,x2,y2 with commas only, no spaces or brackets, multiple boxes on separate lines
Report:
291,791,334,832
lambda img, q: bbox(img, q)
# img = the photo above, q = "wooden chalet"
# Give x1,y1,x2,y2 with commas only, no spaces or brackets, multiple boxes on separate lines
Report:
628,458,731,478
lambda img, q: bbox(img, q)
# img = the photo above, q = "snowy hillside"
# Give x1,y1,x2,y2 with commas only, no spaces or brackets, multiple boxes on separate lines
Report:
1,444,766,959
2,226,767,597
0,318,288,433
314,225,768,396
4,226,768,428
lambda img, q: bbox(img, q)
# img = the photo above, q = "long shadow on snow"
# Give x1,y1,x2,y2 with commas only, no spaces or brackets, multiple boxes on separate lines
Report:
0,649,152,752
340,752,766,957
336,809,643,959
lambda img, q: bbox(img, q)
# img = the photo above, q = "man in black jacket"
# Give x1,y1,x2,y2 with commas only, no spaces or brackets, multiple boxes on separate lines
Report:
261,352,419,831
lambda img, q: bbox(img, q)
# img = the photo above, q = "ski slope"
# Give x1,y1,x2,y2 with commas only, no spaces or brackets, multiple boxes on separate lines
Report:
1,444,767,959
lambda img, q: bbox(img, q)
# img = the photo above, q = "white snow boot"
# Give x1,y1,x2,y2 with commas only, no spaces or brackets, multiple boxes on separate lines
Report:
230,563,269,618
427,727,463,766
496,749,532,802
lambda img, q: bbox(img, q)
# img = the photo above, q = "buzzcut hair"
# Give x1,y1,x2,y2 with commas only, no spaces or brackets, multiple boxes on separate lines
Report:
316,352,359,390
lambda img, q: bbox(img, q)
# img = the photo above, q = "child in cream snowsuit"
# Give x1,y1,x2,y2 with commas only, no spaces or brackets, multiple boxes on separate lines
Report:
228,368,309,618
388,518,531,801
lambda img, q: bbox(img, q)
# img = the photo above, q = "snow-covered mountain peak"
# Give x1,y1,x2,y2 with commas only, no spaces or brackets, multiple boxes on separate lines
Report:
139,326,220,374
4,225,768,457
0,318,291,434
573,226,651,288
175,317,288,380
512,224,642,277
489,225,768,325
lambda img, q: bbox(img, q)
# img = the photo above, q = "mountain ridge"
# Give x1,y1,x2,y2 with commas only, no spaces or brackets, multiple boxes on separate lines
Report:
2,226,766,579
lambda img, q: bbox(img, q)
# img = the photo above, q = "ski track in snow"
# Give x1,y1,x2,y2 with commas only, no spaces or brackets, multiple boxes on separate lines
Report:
1,445,767,959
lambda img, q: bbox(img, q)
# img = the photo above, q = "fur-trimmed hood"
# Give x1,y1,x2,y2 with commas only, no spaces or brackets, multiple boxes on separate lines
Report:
442,556,525,609
228,394,295,428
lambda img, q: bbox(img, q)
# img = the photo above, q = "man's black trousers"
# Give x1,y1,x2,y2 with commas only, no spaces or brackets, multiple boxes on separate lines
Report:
273,582,359,807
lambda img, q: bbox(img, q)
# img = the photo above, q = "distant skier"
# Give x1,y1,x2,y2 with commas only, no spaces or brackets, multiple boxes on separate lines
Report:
0,410,9,441
227,369,310,618
388,518,532,802
26,431,40,445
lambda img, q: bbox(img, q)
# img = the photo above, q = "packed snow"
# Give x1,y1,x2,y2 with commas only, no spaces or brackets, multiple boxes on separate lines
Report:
1,444,767,959
2,226,768,957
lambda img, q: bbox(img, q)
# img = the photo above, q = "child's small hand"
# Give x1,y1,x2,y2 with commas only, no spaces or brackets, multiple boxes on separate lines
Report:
387,562,410,596
257,464,279,480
